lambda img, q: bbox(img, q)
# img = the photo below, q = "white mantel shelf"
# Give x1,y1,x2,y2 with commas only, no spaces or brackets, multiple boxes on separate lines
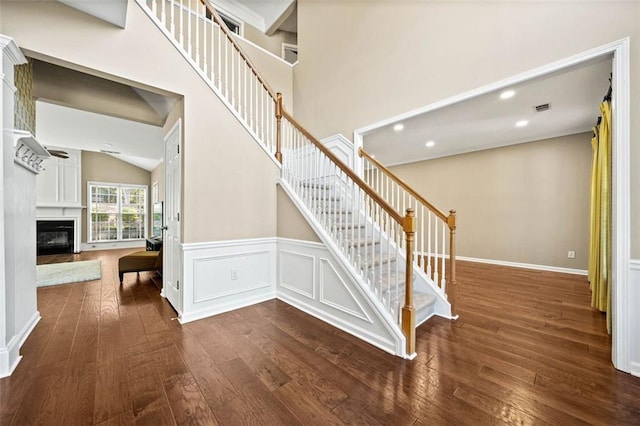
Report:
11,130,50,174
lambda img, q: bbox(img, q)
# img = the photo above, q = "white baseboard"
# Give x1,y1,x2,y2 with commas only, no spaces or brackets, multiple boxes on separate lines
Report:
179,291,276,324
457,255,587,276
0,310,40,378
82,240,145,251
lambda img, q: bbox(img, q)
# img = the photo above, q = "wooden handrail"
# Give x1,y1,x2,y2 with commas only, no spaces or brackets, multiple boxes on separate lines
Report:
198,0,277,100
359,147,451,225
281,110,404,225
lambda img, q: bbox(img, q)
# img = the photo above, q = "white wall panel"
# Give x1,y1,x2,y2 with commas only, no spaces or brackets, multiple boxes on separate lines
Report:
277,238,404,356
280,250,315,299
193,251,271,303
181,238,277,323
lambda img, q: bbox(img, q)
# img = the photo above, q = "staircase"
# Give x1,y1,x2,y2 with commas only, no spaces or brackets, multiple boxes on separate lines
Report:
137,0,457,358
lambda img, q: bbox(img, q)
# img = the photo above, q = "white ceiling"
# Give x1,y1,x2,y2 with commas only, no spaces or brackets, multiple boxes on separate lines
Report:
56,0,128,27
36,101,164,171
212,0,296,34
363,56,613,166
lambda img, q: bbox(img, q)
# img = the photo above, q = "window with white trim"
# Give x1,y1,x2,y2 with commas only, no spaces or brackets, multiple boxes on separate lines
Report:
88,182,147,242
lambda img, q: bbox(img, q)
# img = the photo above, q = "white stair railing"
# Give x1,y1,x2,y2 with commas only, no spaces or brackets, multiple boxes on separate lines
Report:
137,0,456,353
359,148,458,315
139,0,278,157
280,109,419,354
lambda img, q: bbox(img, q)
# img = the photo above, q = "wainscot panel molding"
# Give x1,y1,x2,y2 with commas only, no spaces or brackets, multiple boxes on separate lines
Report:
628,260,640,377
180,238,277,324
277,238,404,355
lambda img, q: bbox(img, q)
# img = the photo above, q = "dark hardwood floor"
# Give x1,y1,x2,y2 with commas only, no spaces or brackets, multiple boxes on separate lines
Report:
3,250,639,425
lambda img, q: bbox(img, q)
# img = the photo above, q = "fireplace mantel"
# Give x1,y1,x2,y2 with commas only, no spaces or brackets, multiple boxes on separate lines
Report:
36,207,82,253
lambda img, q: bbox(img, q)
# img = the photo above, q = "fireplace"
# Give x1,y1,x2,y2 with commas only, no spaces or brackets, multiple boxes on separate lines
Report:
36,220,74,256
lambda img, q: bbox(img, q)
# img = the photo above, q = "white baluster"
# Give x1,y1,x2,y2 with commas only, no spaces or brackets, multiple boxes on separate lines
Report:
427,211,432,278
187,0,192,55
441,220,446,289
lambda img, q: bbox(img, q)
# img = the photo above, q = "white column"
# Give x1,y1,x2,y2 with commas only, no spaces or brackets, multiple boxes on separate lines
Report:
0,34,42,378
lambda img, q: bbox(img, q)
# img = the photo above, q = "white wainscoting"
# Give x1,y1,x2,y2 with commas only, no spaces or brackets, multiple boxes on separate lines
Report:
628,260,640,377
180,238,277,323
277,238,404,356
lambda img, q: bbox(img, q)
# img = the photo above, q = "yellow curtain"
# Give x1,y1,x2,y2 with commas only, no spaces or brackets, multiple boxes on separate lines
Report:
588,100,612,333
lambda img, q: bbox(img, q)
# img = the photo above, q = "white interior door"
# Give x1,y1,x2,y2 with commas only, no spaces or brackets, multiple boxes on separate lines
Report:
163,119,181,314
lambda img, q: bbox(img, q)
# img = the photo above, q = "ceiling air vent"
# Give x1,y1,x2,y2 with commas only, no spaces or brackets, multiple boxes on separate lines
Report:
100,149,121,155
534,103,551,113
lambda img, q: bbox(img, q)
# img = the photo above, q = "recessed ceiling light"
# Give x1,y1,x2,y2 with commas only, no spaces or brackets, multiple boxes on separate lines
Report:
500,90,515,99
515,120,529,127
371,154,376,159
425,141,435,148
393,123,404,132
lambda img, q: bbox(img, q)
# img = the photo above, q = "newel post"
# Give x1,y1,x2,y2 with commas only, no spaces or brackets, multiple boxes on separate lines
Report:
402,208,416,356
275,92,283,163
447,210,458,318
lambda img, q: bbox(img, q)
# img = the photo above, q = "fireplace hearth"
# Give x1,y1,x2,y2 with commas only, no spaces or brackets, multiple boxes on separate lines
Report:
36,220,74,256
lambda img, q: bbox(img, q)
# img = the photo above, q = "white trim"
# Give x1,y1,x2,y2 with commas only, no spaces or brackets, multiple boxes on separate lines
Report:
179,291,275,324
0,35,27,66
82,240,145,251
208,0,263,33
353,38,631,373
235,36,295,68
0,310,40,379
610,39,631,374
182,237,278,251
281,42,298,65
457,256,587,276
628,260,640,377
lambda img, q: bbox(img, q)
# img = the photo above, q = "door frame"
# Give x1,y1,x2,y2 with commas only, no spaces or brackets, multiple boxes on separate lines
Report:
353,38,631,373
162,118,183,316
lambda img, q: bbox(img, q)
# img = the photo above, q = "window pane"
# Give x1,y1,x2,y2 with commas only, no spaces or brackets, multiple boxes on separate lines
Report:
89,183,146,242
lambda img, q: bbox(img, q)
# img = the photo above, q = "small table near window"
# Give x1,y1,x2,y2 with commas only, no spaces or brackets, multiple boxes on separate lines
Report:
146,237,162,251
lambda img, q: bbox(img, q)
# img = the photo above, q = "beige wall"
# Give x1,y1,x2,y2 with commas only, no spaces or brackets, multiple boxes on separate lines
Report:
277,185,320,242
243,24,296,61
2,0,281,243
391,133,592,269
33,60,164,126
294,0,640,258
81,151,151,243
237,35,294,111
151,162,164,203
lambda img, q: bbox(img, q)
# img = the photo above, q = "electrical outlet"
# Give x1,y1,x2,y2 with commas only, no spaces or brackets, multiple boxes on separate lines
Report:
568,251,576,259
231,268,239,280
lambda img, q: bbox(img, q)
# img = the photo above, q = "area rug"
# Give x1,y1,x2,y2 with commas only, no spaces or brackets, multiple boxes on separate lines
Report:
36,260,102,287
